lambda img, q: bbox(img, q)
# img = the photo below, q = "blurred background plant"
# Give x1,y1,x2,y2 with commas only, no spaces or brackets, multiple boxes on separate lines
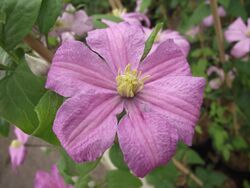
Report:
0,0,250,187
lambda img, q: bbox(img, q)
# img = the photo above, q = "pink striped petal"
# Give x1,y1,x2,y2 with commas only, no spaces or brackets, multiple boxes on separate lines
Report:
225,17,248,42
137,76,206,145
72,10,93,35
231,39,250,58
46,40,116,97
53,92,123,162
140,39,191,84
86,22,145,74
14,127,29,143
118,100,179,177
9,146,26,169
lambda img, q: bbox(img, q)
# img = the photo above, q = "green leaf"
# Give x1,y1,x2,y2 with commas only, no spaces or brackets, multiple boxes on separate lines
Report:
188,2,210,26
226,0,247,20
185,149,205,165
37,0,62,33
140,22,163,61
92,14,122,29
0,118,10,137
232,136,248,150
0,61,46,134
0,0,42,50
33,91,63,144
146,162,180,188
106,170,142,188
58,149,100,176
190,167,227,188
191,59,208,77
109,143,129,171
139,0,151,13
218,0,230,8
75,175,90,188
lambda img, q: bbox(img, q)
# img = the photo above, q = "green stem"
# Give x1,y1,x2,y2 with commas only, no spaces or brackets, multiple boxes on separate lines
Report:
210,0,225,63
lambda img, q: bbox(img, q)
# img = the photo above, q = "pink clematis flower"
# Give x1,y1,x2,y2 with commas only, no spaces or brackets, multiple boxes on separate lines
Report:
102,7,150,28
185,26,201,39
34,165,73,188
9,127,29,169
202,6,226,27
50,4,93,41
144,28,190,57
207,66,225,89
46,22,205,177
225,17,250,58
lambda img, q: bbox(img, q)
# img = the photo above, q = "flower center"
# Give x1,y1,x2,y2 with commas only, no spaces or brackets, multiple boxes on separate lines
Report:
116,64,148,98
247,30,250,37
10,140,23,148
112,8,127,17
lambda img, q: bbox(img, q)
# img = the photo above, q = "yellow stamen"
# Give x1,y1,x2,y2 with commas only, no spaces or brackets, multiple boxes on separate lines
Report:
247,30,250,37
116,64,149,98
112,8,127,17
10,140,23,148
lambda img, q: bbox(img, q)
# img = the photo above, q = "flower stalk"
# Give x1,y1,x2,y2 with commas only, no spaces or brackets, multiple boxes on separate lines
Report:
23,34,53,63
210,0,225,63
172,158,204,187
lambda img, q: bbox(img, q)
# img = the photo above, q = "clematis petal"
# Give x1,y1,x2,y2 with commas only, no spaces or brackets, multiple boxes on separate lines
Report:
14,127,29,144
35,170,52,188
140,39,191,84
122,13,151,27
51,165,73,188
202,7,226,27
117,100,179,177
137,76,206,145
231,39,250,58
86,22,145,74
46,40,116,97
35,165,73,188
158,30,190,57
9,146,26,169
72,10,93,35
53,92,124,162
225,17,248,42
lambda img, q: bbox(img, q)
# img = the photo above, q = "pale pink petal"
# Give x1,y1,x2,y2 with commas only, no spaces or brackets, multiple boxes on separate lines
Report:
140,39,191,84
231,39,250,58
53,92,123,162
35,171,52,188
209,79,222,89
225,17,248,42
136,76,206,145
207,66,225,80
202,15,213,27
14,127,29,144
72,10,93,35
9,146,26,169
118,100,179,177
207,66,224,89
86,22,145,74
185,26,200,38
122,13,151,27
218,7,226,17
61,32,75,42
203,6,226,27
35,165,73,188
46,40,116,97
159,30,190,57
